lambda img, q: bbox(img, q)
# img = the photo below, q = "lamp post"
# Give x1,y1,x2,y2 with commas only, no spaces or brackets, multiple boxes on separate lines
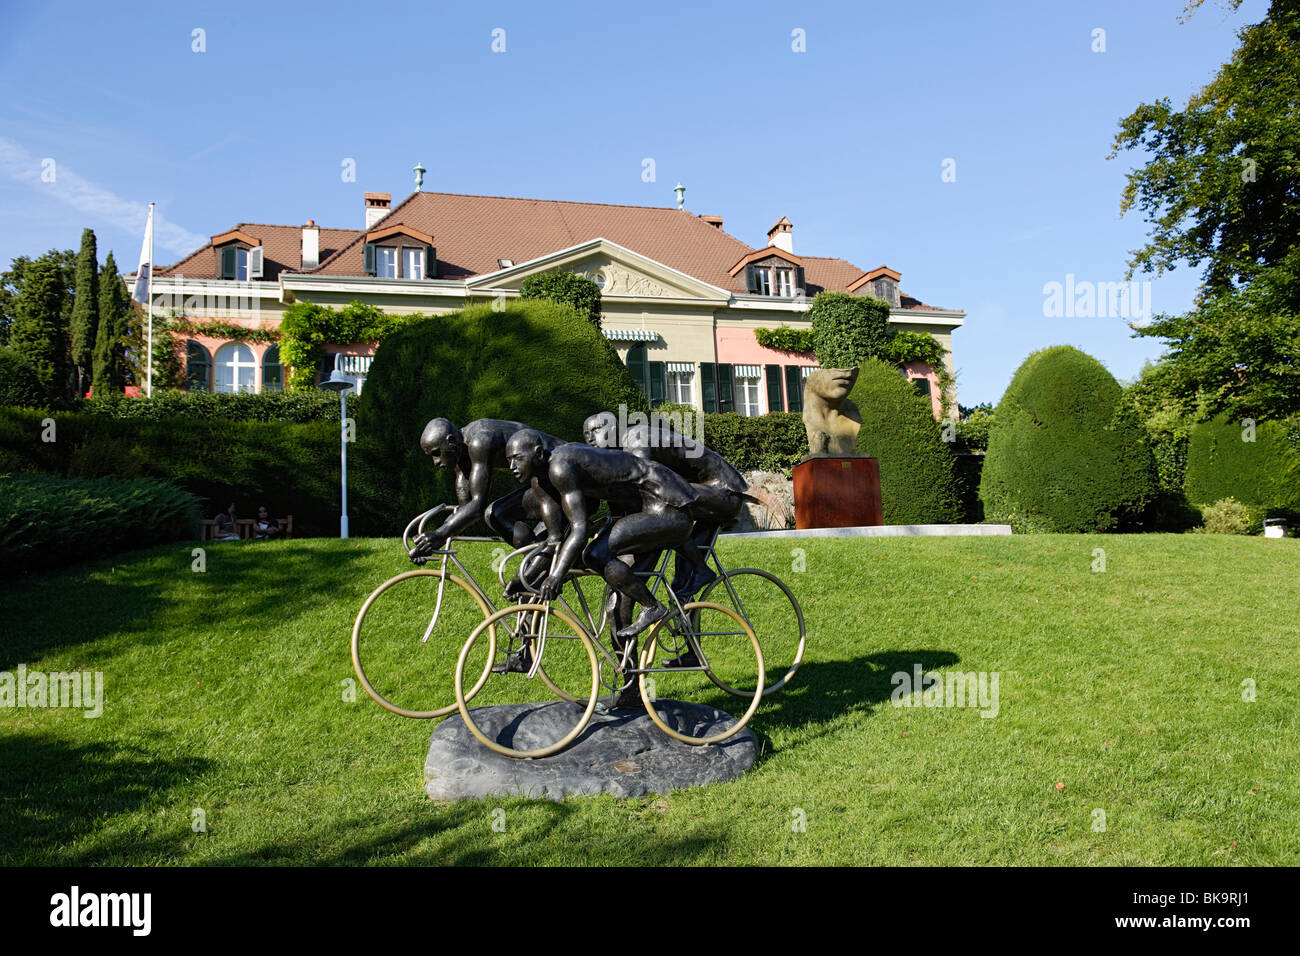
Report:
320,360,354,539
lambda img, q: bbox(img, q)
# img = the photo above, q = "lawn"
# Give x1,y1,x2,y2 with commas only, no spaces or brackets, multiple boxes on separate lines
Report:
1,533,1297,866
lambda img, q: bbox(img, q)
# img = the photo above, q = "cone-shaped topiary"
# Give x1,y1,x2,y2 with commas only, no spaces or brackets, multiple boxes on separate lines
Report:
849,358,962,524
979,345,1157,532
353,299,648,534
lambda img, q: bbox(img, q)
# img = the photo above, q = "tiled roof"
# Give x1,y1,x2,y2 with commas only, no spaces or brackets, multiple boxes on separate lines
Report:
155,191,952,309
157,223,362,280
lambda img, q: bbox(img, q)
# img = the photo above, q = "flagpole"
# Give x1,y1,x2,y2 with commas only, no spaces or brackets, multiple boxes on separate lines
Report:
146,202,154,398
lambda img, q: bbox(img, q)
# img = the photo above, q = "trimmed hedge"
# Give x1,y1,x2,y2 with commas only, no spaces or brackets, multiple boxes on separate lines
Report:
1184,414,1300,520
0,347,46,408
0,408,344,538
850,358,963,524
519,272,602,330
809,292,891,368
77,390,355,423
702,412,807,473
354,300,647,534
0,474,199,575
979,346,1158,533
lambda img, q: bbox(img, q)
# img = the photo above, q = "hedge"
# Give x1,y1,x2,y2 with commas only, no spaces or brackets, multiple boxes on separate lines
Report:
76,389,355,423
702,412,807,473
519,272,602,330
979,346,1158,532
354,299,647,533
0,474,198,576
0,347,46,408
808,292,891,368
849,358,962,524
0,408,346,538
1184,414,1300,520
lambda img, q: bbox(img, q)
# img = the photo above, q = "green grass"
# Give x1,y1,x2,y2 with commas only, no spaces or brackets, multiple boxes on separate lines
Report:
1,534,1297,865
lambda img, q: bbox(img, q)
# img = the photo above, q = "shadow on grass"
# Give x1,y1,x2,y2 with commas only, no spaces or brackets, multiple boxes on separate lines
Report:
0,539,370,670
0,733,213,865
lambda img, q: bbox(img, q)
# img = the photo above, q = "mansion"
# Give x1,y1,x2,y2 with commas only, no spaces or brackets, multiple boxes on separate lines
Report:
145,179,964,418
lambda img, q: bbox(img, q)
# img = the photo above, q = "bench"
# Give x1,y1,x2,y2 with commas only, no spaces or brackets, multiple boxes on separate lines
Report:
199,516,293,541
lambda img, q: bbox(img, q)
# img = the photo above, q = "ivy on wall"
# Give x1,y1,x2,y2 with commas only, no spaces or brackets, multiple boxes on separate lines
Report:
279,300,414,389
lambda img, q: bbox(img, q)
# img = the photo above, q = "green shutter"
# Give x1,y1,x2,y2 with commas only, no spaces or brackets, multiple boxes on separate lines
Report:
765,364,784,412
626,343,648,397
785,366,804,413
701,362,717,412
649,361,666,407
744,263,756,293
425,245,435,279
717,364,734,413
795,266,806,298
220,246,236,279
363,243,376,275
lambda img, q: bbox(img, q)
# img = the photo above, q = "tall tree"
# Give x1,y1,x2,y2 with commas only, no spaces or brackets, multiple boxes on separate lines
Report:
70,228,100,395
1111,0,1300,420
9,258,71,404
0,249,76,347
93,252,132,395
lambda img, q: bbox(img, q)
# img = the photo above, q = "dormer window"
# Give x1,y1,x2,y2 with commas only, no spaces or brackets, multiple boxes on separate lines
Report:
753,268,771,295
730,248,805,298
848,266,902,306
212,230,263,280
363,224,435,280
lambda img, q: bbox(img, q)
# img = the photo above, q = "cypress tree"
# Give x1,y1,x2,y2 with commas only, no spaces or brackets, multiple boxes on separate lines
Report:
9,258,71,404
92,252,130,395
70,228,100,395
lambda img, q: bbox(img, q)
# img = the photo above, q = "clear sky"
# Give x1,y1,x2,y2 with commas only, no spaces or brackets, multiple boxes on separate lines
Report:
0,0,1269,406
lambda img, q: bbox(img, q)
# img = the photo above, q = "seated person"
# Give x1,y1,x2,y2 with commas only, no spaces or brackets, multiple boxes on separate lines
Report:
506,429,697,705
213,503,240,541
253,505,282,540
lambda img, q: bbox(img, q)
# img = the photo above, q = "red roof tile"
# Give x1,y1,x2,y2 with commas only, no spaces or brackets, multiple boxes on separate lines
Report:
158,223,362,280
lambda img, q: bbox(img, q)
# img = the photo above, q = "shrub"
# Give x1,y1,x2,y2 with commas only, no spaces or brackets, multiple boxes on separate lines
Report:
702,413,807,473
1184,414,1300,523
0,474,199,575
1191,497,1259,535
519,272,602,330
78,389,354,423
979,346,1158,532
808,292,891,368
954,407,993,451
0,408,344,537
354,300,647,534
753,326,815,354
849,358,962,524
279,300,410,390
0,347,46,408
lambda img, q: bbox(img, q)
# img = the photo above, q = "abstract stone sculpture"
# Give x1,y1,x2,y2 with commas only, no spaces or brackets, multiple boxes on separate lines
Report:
802,367,863,458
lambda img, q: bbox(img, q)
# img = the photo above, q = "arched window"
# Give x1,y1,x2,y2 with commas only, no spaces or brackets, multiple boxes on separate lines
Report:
185,341,211,392
261,344,283,392
214,343,257,394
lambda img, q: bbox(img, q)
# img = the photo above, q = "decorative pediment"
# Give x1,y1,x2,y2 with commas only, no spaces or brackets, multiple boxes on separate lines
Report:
467,238,730,301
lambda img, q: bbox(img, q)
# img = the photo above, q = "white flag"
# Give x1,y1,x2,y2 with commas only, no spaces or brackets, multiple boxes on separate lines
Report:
132,204,154,304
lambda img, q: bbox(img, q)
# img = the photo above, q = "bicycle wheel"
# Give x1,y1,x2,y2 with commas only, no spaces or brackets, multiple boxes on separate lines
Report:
638,602,764,745
699,568,806,697
454,603,600,759
351,569,495,719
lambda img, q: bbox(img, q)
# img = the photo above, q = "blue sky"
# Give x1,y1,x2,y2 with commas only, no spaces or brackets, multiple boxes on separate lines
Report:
0,0,1268,405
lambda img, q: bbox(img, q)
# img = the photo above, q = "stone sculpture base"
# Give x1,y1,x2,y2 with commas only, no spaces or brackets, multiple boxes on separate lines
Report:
424,699,756,802
793,456,883,529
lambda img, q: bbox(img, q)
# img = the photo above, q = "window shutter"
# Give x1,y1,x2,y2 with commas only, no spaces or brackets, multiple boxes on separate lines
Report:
913,377,933,397
220,246,236,279
700,362,717,412
425,245,436,279
625,343,648,396
717,364,734,413
649,361,666,407
765,364,784,412
794,266,806,298
744,263,756,293
248,246,264,279
363,243,376,276
785,366,804,413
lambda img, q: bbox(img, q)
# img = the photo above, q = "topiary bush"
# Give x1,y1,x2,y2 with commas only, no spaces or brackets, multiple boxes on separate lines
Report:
0,346,46,408
0,474,199,576
519,272,602,330
849,358,962,524
808,292,891,368
1184,414,1300,523
354,300,647,534
979,346,1158,532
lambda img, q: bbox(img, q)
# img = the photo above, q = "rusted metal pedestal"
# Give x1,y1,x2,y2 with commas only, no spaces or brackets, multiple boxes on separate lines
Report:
793,456,883,529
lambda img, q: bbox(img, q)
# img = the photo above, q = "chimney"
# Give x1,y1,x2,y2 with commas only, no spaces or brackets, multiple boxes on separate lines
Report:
699,214,724,229
301,220,319,270
364,192,391,229
767,217,793,253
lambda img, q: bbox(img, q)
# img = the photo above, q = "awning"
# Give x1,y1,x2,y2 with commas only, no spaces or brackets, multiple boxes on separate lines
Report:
603,328,659,342
733,365,762,378
666,362,694,373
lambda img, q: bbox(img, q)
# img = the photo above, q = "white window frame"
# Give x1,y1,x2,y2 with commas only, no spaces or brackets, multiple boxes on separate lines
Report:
753,267,771,296
775,268,793,297
235,248,249,281
214,343,258,394
403,247,424,280
668,370,693,405
736,375,762,416
376,247,398,279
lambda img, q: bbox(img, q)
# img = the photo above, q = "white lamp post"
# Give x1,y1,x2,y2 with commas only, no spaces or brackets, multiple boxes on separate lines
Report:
320,357,354,539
